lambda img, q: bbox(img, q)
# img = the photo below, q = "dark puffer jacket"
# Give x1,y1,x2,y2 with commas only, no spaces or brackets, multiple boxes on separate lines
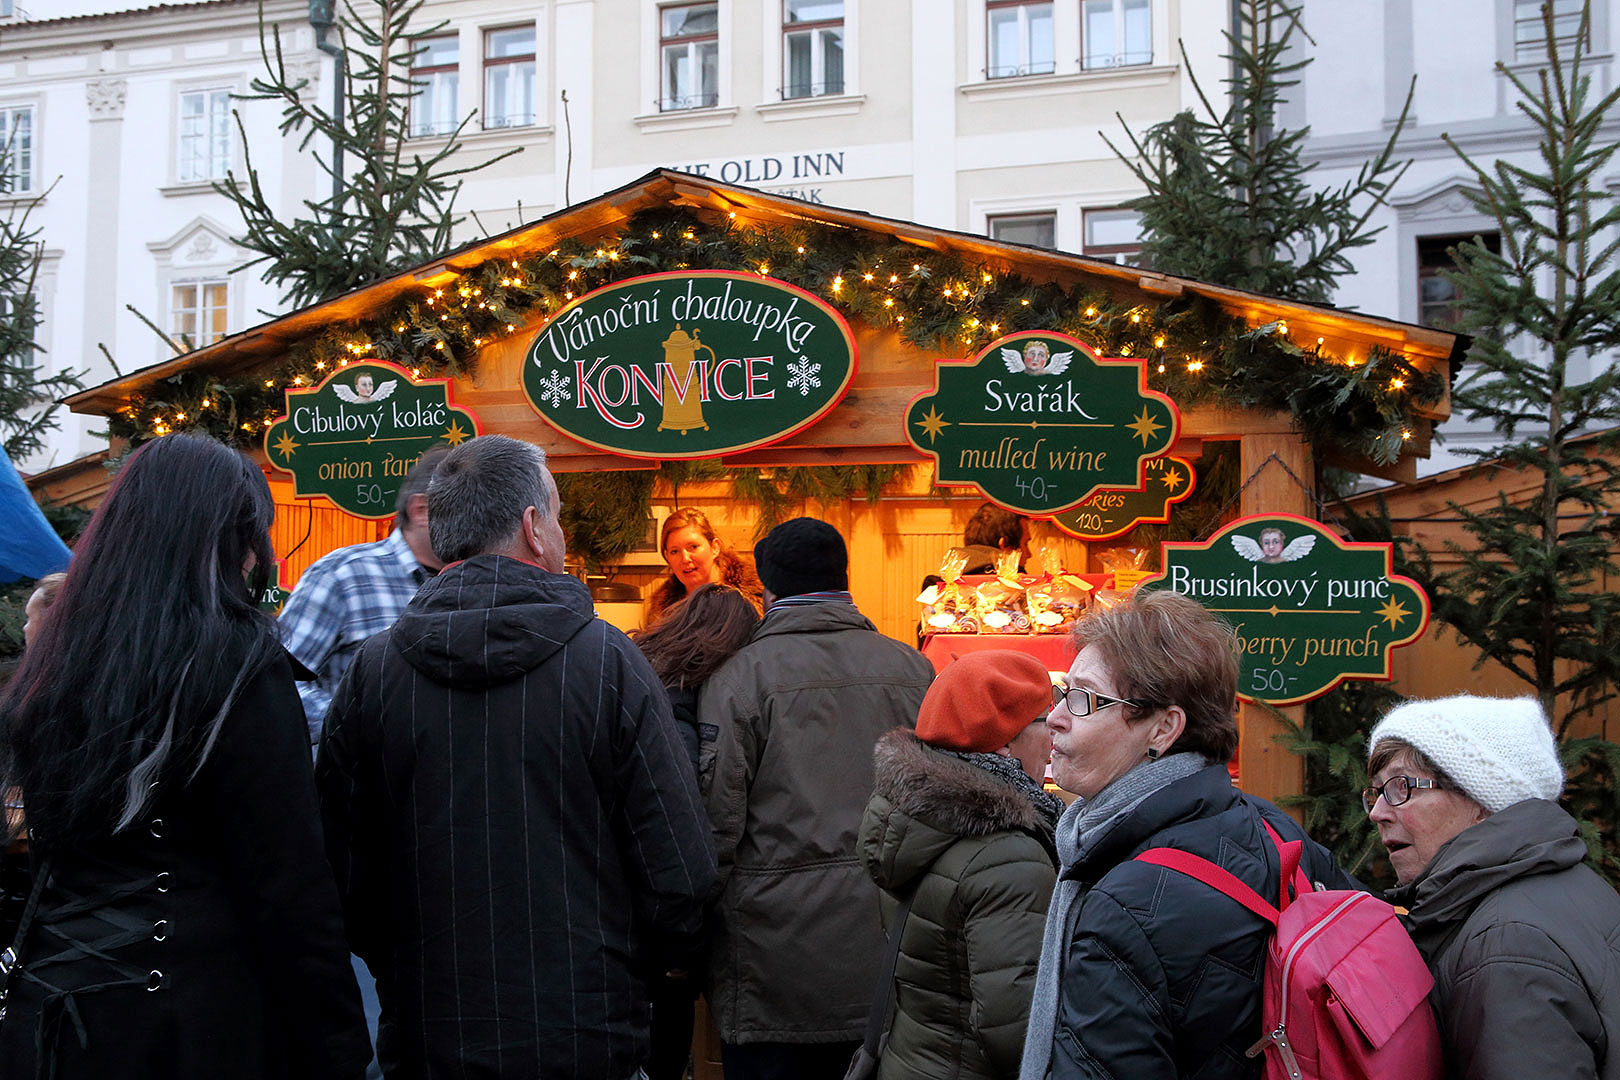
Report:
860,730,1057,1080
1388,798,1620,1080
1049,764,1355,1080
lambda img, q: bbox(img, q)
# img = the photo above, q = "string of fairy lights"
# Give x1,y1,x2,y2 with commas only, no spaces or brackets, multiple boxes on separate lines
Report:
113,208,1441,465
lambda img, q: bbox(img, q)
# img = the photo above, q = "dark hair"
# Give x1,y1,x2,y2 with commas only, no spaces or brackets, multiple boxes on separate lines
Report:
394,445,450,525
0,435,280,839
1367,738,1460,792
1070,589,1241,763
633,584,761,689
963,502,1027,550
427,436,549,562
647,508,755,618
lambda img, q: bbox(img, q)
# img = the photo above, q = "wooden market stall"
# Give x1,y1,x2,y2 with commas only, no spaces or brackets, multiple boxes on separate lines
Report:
62,169,1464,807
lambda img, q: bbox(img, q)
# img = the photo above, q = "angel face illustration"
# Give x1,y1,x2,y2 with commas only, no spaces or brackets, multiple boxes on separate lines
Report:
1232,529,1316,565
333,374,399,405
1000,343,1074,377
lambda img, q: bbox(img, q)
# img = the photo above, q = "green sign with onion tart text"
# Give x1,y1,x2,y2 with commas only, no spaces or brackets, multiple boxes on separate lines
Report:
263,361,480,518
1051,455,1196,540
905,331,1179,514
522,271,857,459
1140,513,1430,705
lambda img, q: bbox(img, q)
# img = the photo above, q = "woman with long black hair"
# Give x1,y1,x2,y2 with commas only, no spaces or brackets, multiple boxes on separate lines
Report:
0,435,370,1079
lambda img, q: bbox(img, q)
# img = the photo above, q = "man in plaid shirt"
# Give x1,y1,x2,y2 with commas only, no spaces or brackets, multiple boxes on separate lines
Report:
279,448,449,745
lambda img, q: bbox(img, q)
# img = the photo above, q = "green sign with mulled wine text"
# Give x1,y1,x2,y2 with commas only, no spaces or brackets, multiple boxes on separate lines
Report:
905,331,1179,514
264,361,480,518
1141,514,1430,705
522,271,857,459
1051,455,1196,540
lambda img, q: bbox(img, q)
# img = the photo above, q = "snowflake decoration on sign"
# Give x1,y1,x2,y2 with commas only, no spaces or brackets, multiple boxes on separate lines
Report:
538,369,571,409
786,355,822,397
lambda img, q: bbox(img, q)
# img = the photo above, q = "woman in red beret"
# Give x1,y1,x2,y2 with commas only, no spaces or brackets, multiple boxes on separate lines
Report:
858,650,1061,1080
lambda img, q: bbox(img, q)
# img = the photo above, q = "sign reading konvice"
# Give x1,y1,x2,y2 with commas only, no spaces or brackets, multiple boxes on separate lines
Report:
522,271,857,459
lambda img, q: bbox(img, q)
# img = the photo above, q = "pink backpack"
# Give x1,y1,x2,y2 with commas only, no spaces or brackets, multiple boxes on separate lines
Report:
1136,822,1443,1080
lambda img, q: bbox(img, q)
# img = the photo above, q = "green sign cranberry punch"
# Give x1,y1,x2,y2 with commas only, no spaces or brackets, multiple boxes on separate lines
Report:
1142,514,1430,705
263,361,481,518
522,271,857,458
905,331,1179,514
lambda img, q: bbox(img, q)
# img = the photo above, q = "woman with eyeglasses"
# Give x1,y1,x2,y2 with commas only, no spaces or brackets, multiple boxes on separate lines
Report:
1020,590,1354,1080
1366,696,1620,1080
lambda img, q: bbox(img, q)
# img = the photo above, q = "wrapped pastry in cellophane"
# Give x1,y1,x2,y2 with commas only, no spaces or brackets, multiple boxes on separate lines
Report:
918,549,980,634
1027,574,1093,634
975,574,1031,634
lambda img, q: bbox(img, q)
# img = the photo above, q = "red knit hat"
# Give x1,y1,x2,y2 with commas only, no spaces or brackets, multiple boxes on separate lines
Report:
915,650,1054,753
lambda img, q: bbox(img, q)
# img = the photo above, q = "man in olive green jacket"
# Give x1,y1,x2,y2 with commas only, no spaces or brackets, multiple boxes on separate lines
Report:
698,517,934,1080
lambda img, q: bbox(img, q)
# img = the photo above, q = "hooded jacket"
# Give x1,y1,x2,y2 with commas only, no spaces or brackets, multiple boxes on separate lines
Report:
698,601,934,1044
859,730,1058,1080
316,556,716,1080
1388,798,1620,1080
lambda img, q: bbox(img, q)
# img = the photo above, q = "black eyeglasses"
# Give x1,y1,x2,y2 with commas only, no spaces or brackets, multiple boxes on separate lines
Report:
1050,684,1156,717
1361,775,1440,814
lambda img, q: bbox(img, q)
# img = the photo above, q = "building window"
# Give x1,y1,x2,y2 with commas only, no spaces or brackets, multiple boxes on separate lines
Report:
661,3,719,111
177,89,232,183
409,34,460,138
1082,0,1152,69
1513,0,1585,60
0,105,33,195
783,0,844,99
1417,232,1501,329
483,26,536,129
171,280,230,347
1083,207,1144,264
987,1,1054,78
989,211,1056,249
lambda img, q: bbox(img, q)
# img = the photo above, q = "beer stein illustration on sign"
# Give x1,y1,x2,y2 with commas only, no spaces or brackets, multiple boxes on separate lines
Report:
658,325,714,434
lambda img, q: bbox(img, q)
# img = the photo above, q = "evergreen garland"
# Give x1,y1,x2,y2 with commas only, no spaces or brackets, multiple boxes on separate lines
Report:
111,207,1442,469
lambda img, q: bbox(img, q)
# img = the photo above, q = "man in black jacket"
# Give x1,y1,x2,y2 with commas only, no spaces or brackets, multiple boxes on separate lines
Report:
316,434,716,1080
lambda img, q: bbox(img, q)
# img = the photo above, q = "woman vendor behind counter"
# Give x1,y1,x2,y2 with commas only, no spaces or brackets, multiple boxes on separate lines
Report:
647,508,764,621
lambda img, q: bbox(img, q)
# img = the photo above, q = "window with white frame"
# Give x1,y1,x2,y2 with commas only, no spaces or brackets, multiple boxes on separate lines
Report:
988,211,1056,249
1512,0,1585,59
483,26,536,129
177,89,232,183
1418,232,1501,329
783,0,843,99
171,279,230,347
1082,0,1151,69
987,1,1054,78
409,34,460,138
1083,207,1144,264
0,105,34,196
661,3,719,110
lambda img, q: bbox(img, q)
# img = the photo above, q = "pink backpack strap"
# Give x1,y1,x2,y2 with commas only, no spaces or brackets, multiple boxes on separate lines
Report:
1135,848,1280,925
1259,820,1314,910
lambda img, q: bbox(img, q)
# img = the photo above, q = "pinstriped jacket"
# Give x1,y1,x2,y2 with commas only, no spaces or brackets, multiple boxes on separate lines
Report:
316,555,716,1080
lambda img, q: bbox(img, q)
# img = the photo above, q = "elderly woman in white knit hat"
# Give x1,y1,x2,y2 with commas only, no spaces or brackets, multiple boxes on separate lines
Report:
1366,695,1620,1080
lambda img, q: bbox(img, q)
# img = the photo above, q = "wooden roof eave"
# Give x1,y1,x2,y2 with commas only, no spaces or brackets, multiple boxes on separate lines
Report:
68,169,1461,429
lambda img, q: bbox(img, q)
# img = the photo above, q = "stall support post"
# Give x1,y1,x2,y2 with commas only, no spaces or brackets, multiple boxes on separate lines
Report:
1236,427,1312,810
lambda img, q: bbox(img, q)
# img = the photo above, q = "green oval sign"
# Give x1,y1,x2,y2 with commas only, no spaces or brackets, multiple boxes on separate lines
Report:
1051,455,1196,540
522,271,857,459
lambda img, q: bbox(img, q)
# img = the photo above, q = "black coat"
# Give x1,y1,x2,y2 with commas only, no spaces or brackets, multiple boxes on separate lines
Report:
1050,764,1356,1080
0,649,370,1080
317,556,717,1080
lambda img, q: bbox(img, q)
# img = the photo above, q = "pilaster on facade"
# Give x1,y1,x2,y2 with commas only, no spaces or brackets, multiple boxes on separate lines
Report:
85,77,126,121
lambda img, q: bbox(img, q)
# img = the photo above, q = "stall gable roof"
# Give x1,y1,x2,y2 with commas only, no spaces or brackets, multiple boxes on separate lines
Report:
69,169,1462,418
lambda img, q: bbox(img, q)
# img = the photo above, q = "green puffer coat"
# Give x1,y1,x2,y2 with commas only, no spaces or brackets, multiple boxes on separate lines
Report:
859,730,1058,1080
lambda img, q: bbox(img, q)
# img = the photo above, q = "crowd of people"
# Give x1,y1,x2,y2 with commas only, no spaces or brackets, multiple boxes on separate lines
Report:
0,431,1617,1080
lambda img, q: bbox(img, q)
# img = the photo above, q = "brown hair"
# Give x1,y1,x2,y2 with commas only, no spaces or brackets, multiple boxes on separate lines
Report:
634,584,761,689
1070,590,1240,762
963,502,1028,550
1367,738,1460,792
647,508,759,619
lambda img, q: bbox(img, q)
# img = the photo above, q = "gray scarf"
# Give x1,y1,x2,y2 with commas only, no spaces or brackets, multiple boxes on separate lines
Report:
947,749,1065,827
1017,752,1209,1080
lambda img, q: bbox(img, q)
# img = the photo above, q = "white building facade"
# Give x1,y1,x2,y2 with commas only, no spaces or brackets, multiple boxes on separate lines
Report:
3,0,1226,470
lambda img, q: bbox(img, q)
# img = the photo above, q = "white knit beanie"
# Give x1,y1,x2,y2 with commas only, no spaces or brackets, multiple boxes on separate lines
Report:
1367,695,1564,814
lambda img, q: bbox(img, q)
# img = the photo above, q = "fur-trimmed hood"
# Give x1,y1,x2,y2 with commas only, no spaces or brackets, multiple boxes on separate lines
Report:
862,728,1056,893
